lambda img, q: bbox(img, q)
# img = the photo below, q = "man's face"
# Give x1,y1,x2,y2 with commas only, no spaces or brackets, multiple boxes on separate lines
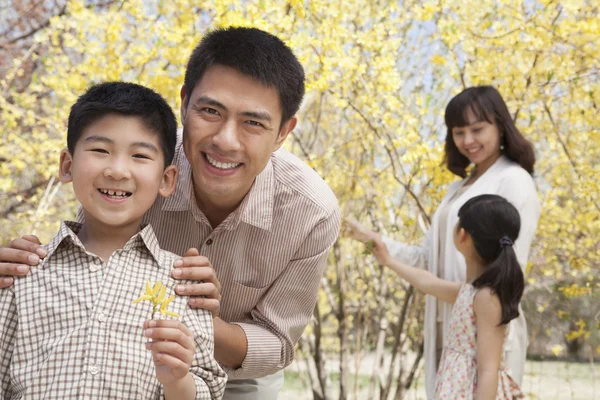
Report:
180,65,296,209
60,115,177,230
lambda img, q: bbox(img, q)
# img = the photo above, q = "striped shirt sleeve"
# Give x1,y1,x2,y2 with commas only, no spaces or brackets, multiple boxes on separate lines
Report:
228,208,340,379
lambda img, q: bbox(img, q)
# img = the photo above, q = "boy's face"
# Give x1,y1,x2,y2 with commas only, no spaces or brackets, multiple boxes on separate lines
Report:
59,115,177,230
179,64,297,208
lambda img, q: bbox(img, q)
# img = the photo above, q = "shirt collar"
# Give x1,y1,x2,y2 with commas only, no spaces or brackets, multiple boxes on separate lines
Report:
237,157,274,231
44,221,170,269
160,140,275,231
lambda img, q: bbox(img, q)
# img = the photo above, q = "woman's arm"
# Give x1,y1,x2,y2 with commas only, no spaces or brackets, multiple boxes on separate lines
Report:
474,288,505,400
371,238,461,304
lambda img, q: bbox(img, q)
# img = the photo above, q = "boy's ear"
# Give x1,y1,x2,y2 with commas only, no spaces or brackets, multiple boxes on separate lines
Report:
158,165,178,198
58,148,73,183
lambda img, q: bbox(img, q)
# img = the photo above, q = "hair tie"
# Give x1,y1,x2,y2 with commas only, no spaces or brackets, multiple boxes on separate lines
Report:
499,236,513,248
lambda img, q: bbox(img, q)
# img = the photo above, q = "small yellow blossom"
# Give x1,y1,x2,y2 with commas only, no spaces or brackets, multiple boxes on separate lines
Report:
133,280,179,319
551,345,563,357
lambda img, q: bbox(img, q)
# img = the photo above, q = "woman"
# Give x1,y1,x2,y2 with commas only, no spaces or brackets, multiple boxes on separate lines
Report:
346,86,540,399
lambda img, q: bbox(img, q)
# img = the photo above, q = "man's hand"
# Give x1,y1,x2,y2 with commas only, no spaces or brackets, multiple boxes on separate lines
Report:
172,248,221,317
0,235,47,288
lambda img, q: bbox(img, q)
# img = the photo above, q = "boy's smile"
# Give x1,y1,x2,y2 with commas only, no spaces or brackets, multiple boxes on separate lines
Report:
59,114,177,233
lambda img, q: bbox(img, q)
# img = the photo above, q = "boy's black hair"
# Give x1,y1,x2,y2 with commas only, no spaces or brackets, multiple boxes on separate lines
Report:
68,82,177,167
457,194,524,325
184,27,305,127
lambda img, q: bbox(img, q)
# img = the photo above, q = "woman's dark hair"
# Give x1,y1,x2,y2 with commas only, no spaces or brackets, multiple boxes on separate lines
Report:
457,194,524,325
444,86,536,178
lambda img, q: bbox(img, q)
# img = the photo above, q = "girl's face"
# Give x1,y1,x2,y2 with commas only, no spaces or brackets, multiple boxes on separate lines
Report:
451,108,502,172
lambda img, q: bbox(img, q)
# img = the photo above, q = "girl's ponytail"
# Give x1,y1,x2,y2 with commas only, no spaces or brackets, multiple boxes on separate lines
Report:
472,239,524,325
458,195,525,325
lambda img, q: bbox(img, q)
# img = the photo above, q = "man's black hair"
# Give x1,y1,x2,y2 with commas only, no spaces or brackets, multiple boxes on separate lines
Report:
184,27,305,126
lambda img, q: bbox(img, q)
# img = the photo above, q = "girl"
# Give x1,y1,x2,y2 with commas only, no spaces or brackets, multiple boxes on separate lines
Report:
354,194,524,399
346,86,540,397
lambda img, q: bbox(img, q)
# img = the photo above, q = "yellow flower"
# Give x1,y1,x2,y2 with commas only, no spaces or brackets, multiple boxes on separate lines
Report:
159,295,179,318
133,280,179,319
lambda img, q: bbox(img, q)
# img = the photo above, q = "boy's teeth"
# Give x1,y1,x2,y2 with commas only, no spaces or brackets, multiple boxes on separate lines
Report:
100,189,129,197
206,154,240,170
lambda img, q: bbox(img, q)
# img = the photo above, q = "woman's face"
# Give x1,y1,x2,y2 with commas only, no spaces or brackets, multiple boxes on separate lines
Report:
451,108,502,171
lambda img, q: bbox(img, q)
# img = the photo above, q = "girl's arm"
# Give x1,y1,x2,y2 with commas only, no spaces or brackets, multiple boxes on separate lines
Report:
473,288,505,400
345,217,431,269
370,237,461,304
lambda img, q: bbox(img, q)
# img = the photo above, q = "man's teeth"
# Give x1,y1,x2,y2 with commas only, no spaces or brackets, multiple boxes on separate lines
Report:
206,154,241,170
99,189,130,197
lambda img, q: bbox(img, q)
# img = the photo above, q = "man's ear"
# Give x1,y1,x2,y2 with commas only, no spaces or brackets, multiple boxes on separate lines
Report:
58,148,74,183
274,116,297,150
158,165,178,198
180,85,189,122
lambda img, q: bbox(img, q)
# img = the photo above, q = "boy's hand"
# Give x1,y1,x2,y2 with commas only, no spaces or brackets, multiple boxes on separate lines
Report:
172,248,221,317
0,235,47,287
144,319,195,385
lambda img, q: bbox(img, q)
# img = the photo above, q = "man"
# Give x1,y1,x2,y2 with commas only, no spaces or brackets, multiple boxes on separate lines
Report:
0,27,340,399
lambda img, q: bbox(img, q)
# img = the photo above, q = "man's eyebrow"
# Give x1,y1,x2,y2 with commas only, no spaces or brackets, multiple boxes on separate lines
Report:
195,96,228,111
131,141,159,153
240,110,272,122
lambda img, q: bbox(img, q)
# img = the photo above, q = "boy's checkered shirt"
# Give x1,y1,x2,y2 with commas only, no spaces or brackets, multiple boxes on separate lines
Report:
0,221,226,399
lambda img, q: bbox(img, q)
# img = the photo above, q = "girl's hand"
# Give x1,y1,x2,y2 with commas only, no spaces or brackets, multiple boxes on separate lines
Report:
369,237,392,266
144,319,195,385
343,217,380,243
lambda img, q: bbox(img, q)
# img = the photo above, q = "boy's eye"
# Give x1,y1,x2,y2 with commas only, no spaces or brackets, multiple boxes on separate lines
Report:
133,154,151,160
90,148,109,154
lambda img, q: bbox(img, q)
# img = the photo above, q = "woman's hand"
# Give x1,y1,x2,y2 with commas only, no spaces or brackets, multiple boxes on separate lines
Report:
343,218,392,265
144,319,196,385
343,217,380,243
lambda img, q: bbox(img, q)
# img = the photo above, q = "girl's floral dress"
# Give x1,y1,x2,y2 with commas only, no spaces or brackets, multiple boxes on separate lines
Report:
435,284,524,399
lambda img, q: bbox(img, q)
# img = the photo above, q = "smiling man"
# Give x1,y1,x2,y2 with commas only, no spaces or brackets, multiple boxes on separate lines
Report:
0,27,340,399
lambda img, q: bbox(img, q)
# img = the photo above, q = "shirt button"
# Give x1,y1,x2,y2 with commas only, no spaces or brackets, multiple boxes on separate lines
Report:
89,263,101,272
206,238,213,245
98,312,107,323
89,364,99,375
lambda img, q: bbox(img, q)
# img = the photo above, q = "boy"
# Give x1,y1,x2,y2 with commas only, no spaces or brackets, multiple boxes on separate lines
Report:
0,82,226,399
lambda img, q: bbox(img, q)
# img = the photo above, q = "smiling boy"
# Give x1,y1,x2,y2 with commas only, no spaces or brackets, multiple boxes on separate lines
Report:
0,82,226,399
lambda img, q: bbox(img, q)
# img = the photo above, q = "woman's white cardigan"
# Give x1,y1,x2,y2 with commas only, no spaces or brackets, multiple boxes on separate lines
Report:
383,156,541,399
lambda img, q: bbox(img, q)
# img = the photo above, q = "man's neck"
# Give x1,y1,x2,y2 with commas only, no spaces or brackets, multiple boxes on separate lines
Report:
77,217,142,262
192,180,254,229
